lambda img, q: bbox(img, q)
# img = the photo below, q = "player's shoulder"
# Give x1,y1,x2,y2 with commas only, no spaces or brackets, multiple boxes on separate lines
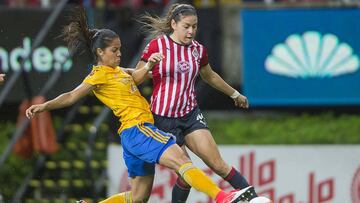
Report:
191,40,205,48
88,65,108,76
147,35,165,45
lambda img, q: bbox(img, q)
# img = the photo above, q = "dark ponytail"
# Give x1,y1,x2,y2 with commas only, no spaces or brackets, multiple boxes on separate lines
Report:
62,7,119,63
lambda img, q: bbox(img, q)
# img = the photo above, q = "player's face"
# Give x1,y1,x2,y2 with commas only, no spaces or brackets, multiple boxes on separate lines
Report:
98,37,121,68
172,15,198,45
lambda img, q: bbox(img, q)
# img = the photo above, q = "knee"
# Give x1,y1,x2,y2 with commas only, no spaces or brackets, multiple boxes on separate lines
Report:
169,151,191,169
178,152,191,165
159,145,192,171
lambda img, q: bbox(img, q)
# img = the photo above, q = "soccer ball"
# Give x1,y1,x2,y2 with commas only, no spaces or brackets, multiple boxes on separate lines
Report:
249,196,273,203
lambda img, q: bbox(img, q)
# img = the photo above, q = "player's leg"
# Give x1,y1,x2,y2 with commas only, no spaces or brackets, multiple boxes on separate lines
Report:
154,112,196,202
98,175,153,203
158,142,224,200
99,125,158,203
99,191,132,203
181,108,256,194
185,129,254,193
122,123,255,203
159,141,259,203
130,122,225,201
171,146,191,203
130,175,154,203
153,113,192,202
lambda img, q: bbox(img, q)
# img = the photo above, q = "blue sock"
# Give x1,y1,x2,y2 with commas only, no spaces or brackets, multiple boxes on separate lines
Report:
171,177,191,203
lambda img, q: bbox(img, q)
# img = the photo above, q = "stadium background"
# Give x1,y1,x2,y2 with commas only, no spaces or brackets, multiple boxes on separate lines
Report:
0,0,360,202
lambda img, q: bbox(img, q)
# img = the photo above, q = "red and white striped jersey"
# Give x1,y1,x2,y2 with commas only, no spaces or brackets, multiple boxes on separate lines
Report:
141,35,209,118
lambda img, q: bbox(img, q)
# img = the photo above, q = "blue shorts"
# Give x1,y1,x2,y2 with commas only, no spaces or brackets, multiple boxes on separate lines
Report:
120,122,176,177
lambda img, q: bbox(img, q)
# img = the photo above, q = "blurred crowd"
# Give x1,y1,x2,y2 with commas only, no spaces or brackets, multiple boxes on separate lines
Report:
1,0,357,8
1,0,171,8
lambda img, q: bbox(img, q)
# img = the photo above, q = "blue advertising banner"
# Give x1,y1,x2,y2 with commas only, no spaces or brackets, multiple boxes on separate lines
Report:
241,8,360,106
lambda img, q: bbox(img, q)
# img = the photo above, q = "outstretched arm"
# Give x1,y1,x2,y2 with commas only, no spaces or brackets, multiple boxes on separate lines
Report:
200,64,248,108
132,53,164,85
26,83,95,119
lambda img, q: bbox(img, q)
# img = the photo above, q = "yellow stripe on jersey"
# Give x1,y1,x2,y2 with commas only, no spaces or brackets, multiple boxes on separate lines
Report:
82,65,154,133
137,124,169,144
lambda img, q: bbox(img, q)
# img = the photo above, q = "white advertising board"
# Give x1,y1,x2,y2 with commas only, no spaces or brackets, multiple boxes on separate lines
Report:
107,145,360,203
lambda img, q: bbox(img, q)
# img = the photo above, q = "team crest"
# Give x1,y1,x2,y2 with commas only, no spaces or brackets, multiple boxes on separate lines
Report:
120,77,132,84
192,48,199,58
130,83,138,93
178,61,190,73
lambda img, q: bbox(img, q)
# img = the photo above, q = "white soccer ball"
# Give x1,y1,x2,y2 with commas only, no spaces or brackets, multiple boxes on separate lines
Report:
249,196,273,203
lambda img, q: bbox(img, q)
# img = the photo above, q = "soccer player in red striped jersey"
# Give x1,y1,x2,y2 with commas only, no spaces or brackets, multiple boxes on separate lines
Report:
133,3,262,203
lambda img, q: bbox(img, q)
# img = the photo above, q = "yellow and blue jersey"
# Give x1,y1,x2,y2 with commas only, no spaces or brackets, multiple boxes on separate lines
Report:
83,65,175,176
83,65,154,133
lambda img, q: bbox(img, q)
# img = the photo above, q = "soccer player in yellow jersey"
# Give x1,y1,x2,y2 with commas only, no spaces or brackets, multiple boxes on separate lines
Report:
25,8,258,203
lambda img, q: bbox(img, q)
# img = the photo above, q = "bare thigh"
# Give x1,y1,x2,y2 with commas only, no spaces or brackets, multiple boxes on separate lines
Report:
185,129,231,177
158,144,192,171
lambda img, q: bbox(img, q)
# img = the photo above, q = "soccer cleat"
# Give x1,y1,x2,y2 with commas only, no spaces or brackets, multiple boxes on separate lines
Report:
222,186,257,203
76,200,87,203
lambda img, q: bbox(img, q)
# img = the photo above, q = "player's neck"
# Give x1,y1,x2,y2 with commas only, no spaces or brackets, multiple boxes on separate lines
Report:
169,34,185,46
97,62,116,69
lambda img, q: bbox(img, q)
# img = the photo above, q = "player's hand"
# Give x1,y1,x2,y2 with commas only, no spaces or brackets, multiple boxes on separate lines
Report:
0,73,5,84
147,53,164,69
26,104,46,119
234,94,249,108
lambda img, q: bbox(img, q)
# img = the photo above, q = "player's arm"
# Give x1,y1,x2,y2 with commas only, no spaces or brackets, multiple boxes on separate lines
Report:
132,60,151,85
0,73,5,84
26,83,95,118
121,68,135,75
132,53,164,85
199,64,249,108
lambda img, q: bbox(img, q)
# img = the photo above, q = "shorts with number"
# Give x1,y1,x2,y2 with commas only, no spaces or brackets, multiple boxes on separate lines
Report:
153,107,209,146
120,122,176,177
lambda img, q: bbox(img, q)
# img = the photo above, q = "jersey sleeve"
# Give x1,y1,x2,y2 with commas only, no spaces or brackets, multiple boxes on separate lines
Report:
141,39,159,62
83,69,106,86
200,46,209,67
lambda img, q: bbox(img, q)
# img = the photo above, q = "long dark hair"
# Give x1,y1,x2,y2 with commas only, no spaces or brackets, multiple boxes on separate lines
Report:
61,7,119,63
139,3,197,38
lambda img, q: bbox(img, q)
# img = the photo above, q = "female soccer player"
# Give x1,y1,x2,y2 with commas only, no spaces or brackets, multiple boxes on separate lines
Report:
133,3,259,203
25,7,254,203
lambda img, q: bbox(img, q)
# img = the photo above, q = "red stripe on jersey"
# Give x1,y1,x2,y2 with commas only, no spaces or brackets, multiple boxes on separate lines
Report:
167,42,179,117
188,41,203,113
163,37,176,117
185,43,199,115
151,37,164,115
178,44,192,117
173,45,188,117
159,36,170,116
149,35,207,118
